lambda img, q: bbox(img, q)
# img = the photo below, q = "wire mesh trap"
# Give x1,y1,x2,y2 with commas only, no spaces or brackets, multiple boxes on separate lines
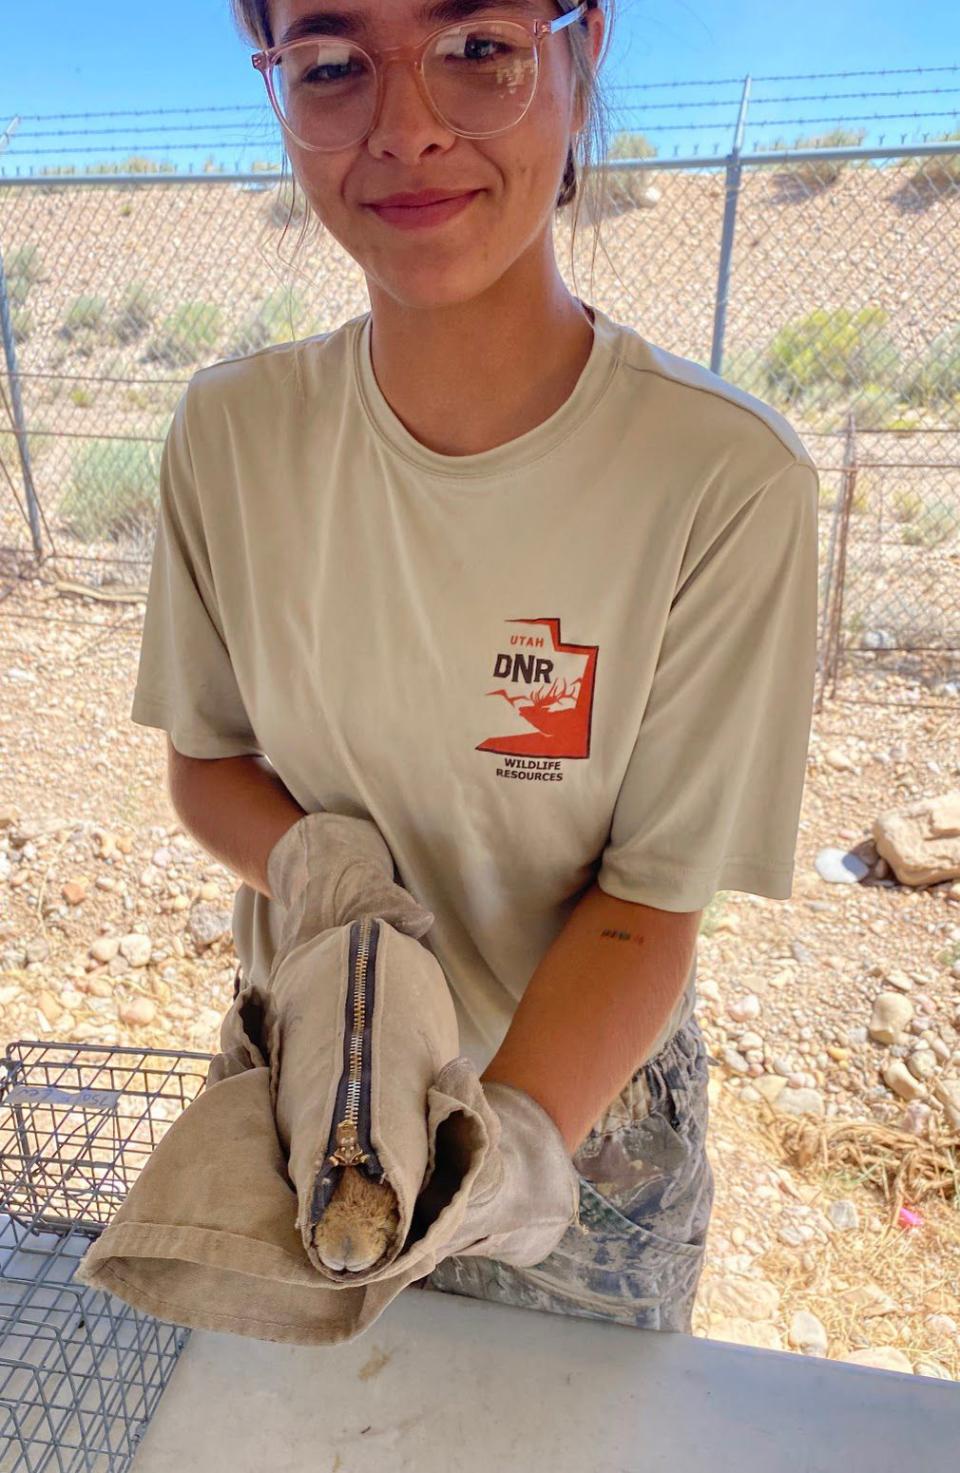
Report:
0,1039,214,1472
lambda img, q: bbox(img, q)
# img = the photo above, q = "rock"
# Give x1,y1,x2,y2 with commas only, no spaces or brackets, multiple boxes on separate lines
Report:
882,1060,928,1102
727,994,761,1022
774,1087,825,1117
701,1276,780,1322
914,1360,952,1380
873,789,960,888
926,1314,958,1337
883,969,914,993
61,881,86,906
89,936,120,963
37,990,63,1025
118,933,152,967
838,1347,914,1374
709,1316,783,1351
752,1074,788,1103
931,1076,960,1128
25,936,49,964
721,1045,750,1075
118,996,156,1027
826,1199,859,1232
187,904,231,951
824,748,858,773
788,1310,828,1356
815,846,870,884
869,993,914,1044
906,1047,938,1081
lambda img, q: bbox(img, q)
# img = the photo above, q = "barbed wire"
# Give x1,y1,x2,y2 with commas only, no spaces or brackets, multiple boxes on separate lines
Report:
3,63,958,168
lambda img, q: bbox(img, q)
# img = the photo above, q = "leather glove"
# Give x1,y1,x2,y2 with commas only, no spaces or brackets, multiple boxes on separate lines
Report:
410,1055,585,1270
265,809,436,964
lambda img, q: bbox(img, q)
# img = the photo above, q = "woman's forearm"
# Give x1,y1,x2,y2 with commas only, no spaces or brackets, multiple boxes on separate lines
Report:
166,744,304,898
480,883,703,1156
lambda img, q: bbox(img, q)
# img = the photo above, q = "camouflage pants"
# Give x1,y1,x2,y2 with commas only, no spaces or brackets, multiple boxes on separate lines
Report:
416,1017,715,1333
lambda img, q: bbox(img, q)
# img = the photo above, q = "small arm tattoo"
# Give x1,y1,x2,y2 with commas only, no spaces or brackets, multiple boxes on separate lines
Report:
599,927,645,948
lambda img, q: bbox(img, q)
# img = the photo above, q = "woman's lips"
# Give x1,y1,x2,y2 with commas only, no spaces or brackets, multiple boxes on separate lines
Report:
365,190,481,229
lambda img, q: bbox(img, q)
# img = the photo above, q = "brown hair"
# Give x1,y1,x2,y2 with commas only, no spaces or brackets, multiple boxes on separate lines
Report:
230,0,618,293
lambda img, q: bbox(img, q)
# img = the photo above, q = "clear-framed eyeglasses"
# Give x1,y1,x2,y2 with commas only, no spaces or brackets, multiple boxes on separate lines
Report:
252,2,590,153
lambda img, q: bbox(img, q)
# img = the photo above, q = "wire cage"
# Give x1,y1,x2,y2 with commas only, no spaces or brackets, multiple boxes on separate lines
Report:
0,1039,214,1473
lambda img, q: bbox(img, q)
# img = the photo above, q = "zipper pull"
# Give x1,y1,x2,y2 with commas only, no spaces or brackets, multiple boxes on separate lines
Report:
327,1117,370,1167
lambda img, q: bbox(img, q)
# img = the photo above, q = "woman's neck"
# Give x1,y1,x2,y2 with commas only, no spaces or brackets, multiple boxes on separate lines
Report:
364,269,596,458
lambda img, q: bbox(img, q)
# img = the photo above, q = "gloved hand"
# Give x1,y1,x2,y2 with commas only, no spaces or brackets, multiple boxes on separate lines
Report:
409,1055,585,1270
265,809,435,965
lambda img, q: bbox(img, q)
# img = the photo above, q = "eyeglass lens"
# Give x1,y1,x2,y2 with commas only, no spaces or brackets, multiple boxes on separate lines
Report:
270,22,539,148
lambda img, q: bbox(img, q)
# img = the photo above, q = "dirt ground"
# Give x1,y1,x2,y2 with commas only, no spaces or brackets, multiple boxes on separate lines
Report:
0,570,958,1377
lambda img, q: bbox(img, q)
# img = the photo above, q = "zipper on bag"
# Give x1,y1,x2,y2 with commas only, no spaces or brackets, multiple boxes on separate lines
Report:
309,915,387,1228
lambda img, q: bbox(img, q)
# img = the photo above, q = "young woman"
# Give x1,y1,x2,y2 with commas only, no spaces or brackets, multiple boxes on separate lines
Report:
132,0,820,1333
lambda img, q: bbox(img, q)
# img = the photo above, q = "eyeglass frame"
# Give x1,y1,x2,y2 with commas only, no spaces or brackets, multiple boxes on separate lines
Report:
251,2,591,153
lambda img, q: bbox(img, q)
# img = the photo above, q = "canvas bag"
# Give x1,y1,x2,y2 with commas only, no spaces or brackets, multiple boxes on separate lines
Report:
73,812,580,1345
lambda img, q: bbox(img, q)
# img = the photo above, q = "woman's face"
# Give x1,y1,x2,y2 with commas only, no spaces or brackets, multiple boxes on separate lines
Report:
266,0,604,308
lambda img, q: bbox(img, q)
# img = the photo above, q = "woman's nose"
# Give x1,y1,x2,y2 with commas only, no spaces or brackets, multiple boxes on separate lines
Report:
365,55,454,154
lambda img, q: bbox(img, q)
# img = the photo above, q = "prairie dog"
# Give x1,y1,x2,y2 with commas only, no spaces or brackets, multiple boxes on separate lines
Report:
314,1166,400,1273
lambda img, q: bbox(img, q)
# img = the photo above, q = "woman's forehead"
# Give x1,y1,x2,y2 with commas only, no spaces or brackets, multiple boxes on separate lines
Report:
270,0,548,46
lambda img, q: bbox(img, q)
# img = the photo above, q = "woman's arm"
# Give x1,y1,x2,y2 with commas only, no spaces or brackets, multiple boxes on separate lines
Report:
167,742,700,1156
166,737,304,897
480,884,703,1156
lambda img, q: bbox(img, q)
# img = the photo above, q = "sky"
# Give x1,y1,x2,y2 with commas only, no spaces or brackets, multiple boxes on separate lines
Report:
2,0,958,174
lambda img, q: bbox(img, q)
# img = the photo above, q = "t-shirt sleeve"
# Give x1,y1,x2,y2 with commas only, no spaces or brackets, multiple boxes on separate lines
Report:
596,456,820,913
130,385,263,759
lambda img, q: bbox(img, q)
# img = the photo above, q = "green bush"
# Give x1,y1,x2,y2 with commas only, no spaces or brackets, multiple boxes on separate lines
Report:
61,295,107,336
266,177,310,228
59,438,163,541
594,131,659,219
718,348,770,398
851,382,904,430
901,324,960,406
8,275,32,307
910,129,960,190
762,307,901,405
225,287,321,356
7,242,42,279
901,503,957,548
891,488,922,524
772,128,867,190
111,282,157,344
146,302,224,366
11,306,33,343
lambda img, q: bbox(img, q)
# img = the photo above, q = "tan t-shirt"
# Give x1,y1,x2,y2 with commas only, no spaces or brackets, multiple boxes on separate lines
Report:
131,301,820,1073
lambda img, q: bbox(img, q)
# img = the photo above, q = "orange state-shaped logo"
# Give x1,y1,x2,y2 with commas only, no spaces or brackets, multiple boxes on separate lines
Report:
476,616,598,759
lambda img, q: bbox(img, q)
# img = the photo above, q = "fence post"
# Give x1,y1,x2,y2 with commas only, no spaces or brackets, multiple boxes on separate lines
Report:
710,75,751,376
0,242,43,560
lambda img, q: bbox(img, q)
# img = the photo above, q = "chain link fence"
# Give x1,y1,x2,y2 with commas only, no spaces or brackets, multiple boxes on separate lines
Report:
1,139,959,699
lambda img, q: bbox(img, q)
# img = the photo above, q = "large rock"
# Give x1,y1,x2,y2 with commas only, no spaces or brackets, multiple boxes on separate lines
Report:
882,1059,928,1102
701,1276,780,1323
869,992,914,1044
708,1316,783,1351
873,790,960,887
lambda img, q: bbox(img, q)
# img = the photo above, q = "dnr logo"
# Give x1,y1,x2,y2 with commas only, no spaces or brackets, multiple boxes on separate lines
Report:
476,616,598,760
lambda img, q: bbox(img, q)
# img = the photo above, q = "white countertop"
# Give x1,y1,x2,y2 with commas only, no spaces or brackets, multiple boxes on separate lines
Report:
131,1280,959,1472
